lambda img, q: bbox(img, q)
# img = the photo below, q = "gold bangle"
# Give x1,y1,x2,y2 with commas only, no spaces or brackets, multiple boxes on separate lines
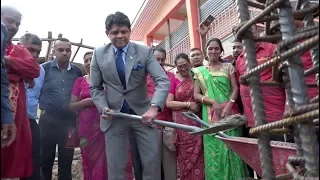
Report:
201,96,205,104
230,99,236,103
187,102,191,109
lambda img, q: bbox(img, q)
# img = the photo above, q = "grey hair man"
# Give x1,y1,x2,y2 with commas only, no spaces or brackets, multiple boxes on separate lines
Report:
19,33,44,180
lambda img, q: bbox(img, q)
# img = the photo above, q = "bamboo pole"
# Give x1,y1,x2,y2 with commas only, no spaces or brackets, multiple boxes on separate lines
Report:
45,31,53,62
71,38,83,62
11,37,95,50
11,32,175,67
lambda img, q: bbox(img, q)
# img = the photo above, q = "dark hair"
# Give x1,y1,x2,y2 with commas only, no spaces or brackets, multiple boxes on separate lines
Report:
190,48,203,53
174,53,190,65
206,38,224,62
53,37,71,48
19,33,42,46
105,11,131,31
153,47,166,55
206,38,224,52
56,37,70,42
54,37,70,44
83,51,93,59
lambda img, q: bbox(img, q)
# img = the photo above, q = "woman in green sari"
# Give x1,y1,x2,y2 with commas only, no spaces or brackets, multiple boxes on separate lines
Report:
192,38,248,180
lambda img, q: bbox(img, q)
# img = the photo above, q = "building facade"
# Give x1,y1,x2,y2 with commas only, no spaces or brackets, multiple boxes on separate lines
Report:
131,0,318,67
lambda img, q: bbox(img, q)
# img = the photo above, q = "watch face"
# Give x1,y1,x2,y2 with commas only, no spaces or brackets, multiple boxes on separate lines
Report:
151,104,159,110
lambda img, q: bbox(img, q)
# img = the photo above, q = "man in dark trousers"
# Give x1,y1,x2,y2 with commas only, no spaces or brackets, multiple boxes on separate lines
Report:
39,38,82,180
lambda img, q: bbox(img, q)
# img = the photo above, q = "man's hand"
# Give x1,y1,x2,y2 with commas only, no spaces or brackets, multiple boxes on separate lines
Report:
1,124,16,148
101,107,114,120
23,78,35,89
142,106,158,126
28,80,35,88
26,79,35,89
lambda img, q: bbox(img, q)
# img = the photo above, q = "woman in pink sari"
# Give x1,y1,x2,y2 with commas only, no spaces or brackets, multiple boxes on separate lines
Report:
69,52,133,180
166,53,205,180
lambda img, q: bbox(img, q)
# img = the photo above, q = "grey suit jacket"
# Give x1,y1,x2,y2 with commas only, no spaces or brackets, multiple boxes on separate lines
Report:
90,42,170,132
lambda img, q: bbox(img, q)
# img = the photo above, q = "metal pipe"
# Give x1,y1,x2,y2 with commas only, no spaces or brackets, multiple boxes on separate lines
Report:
235,0,287,40
304,65,319,76
247,0,266,9
288,156,305,165
294,4,319,18
240,35,319,84
278,29,319,50
296,24,319,34
104,112,202,132
283,103,319,118
182,112,210,128
299,0,320,176
286,163,319,180
264,0,273,35
269,128,291,135
295,0,303,10
310,95,319,103
236,0,275,179
283,66,305,159
278,0,319,177
250,110,319,135
301,0,320,87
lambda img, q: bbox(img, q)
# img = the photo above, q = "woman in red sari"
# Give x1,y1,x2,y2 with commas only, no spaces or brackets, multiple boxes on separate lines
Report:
166,53,205,180
69,52,134,180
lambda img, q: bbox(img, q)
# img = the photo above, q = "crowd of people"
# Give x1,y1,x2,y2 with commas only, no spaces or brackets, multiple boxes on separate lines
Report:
1,4,318,180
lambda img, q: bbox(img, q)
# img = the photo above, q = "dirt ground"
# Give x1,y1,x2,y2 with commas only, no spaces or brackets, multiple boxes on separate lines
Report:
53,159,83,180
52,148,83,180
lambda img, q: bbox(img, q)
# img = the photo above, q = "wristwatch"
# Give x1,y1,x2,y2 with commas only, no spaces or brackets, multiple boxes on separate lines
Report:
150,103,160,111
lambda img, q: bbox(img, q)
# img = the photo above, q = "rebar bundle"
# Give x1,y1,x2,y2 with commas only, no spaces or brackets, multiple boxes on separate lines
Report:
234,0,319,179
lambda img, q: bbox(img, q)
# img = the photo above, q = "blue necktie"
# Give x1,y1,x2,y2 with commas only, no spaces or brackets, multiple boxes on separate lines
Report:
115,49,130,113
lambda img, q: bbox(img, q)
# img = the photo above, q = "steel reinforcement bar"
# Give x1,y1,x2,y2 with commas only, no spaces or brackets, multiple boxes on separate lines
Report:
234,0,319,179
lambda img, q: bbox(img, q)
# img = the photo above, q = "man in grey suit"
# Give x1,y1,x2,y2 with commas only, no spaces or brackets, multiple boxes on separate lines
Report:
90,11,170,180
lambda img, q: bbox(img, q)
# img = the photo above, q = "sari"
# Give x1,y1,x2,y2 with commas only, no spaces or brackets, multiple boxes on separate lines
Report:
192,64,248,180
72,76,134,180
170,77,205,180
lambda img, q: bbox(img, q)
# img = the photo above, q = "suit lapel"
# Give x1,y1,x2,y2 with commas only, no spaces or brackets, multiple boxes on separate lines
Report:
125,43,137,86
105,46,122,85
